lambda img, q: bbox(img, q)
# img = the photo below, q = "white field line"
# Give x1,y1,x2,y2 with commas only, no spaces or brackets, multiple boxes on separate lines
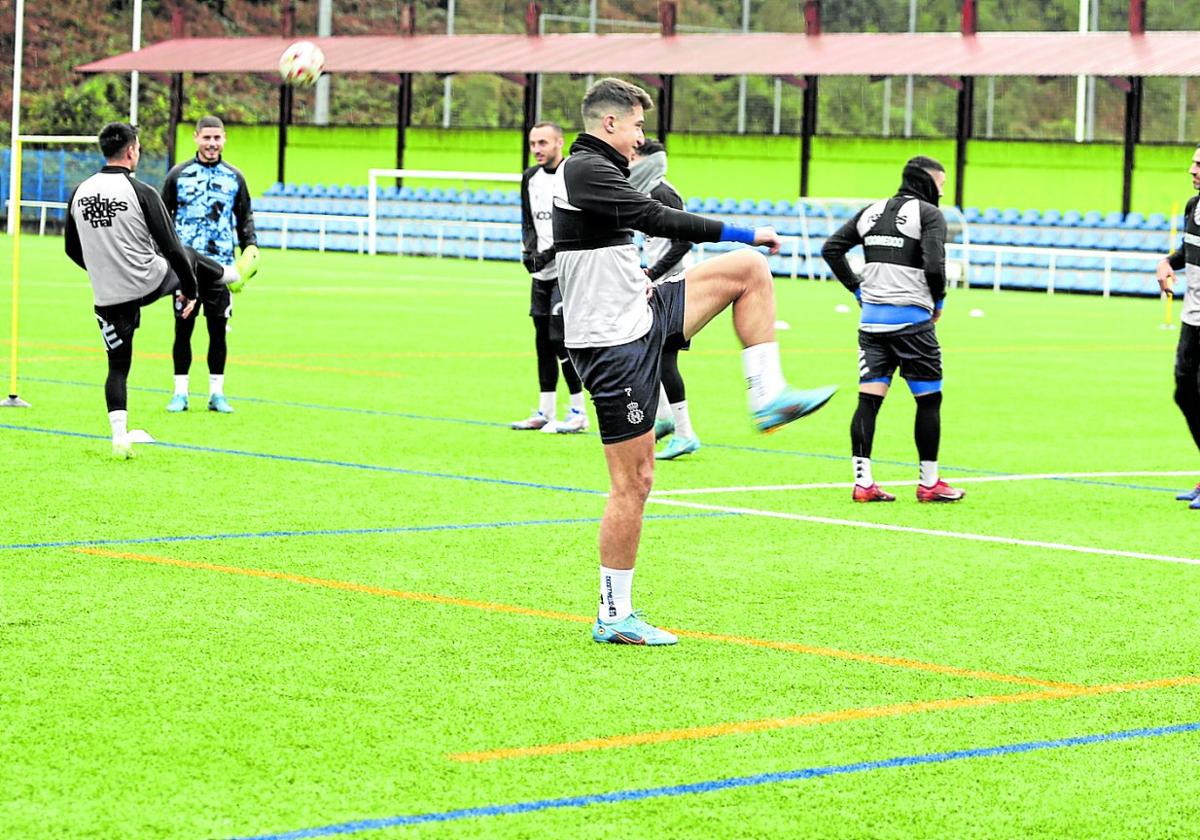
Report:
649,471,1198,497
644,496,1200,567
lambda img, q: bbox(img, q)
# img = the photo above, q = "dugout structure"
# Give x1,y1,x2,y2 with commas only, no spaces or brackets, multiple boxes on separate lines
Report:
70,0,1200,214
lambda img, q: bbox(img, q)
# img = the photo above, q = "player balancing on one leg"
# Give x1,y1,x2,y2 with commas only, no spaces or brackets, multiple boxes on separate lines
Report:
821,156,964,503
65,123,247,459
629,138,701,461
1155,144,1200,510
511,121,588,434
161,115,260,415
554,78,838,646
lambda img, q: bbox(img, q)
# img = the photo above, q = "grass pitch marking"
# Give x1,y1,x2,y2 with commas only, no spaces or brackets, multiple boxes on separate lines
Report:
69,547,1071,689
234,721,1200,840
650,471,1197,496
645,497,1200,567
450,674,1200,763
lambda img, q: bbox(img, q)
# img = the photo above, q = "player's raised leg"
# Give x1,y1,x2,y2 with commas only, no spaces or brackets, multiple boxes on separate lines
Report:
681,248,837,432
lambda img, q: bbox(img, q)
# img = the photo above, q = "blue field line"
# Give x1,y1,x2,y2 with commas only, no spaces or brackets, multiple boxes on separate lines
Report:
0,513,729,552
11,382,1188,495
0,423,604,496
232,720,1200,840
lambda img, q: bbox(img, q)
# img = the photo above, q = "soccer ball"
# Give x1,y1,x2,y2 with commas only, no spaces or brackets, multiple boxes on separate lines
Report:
279,41,325,86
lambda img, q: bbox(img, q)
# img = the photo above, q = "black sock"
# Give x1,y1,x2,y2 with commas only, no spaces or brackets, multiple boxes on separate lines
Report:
105,341,133,413
661,348,686,404
206,316,228,376
914,391,942,462
173,312,196,376
533,317,558,393
558,347,582,396
851,393,884,458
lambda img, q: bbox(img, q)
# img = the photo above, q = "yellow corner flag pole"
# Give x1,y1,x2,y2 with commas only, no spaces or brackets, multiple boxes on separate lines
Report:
3,136,31,407
1163,201,1179,331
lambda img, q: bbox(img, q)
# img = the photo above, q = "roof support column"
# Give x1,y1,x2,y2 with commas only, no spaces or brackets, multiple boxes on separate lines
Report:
395,4,417,187
799,75,818,197
522,74,538,171
165,8,185,170
659,1,676,150
1122,76,1142,215
954,75,974,209
277,0,296,184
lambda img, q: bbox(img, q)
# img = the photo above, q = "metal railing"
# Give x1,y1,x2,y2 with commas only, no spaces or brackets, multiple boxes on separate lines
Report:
12,199,1166,296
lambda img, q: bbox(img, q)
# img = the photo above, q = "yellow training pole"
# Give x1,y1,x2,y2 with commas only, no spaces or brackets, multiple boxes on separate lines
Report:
3,137,30,407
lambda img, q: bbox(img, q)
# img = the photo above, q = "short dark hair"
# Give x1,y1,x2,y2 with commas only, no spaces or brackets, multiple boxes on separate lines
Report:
99,122,138,160
907,155,945,173
637,138,665,156
582,77,653,127
531,121,563,137
195,115,225,132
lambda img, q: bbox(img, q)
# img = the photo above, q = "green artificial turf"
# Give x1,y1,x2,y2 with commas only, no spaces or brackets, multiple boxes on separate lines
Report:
2,234,1199,838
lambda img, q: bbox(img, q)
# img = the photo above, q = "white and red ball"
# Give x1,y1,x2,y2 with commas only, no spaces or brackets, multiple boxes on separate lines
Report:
279,41,325,86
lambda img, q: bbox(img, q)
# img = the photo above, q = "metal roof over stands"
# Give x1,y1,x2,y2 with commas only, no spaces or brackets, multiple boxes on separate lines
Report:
76,31,1200,78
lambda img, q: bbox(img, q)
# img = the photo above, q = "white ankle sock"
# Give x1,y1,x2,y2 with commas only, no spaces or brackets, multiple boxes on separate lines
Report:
569,391,585,413
853,456,873,488
656,384,672,421
173,375,188,396
209,374,224,397
671,400,694,439
221,264,240,285
920,461,939,487
599,566,634,623
539,391,556,419
108,410,128,443
741,342,786,412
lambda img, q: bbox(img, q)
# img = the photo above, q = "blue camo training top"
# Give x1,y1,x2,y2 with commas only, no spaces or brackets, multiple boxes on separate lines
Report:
161,156,256,266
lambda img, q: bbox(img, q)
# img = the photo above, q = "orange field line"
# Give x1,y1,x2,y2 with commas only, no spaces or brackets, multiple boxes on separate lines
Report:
70,547,1075,690
448,674,1200,763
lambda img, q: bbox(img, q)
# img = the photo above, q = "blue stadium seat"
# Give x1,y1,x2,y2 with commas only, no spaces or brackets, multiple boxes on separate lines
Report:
1103,211,1124,227
755,199,775,215
1081,211,1103,228
1144,213,1167,231
686,197,702,212
1062,210,1082,227
1122,212,1145,230
1099,232,1122,250
970,228,994,245
265,182,284,197
963,207,981,223
1117,232,1144,251
980,208,1001,224
280,183,298,197
1058,230,1081,247
1035,230,1062,247
719,199,738,214
1020,209,1040,226
1040,209,1062,227
428,188,445,202
1001,208,1021,224
412,187,430,202
702,198,721,213
736,200,757,215
1078,231,1101,250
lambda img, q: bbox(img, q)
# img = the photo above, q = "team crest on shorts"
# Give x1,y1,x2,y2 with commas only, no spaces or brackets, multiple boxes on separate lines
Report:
626,402,644,425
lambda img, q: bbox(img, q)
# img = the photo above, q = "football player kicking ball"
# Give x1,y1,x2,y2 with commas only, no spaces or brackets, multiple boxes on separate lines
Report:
554,79,838,646
821,156,964,503
66,123,246,458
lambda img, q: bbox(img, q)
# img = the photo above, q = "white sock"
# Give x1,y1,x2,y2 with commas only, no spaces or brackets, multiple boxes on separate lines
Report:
656,384,672,421
108,410,128,443
671,400,694,439
853,456,873,488
173,375,188,396
569,391,585,413
920,461,939,487
599,566,634,623
741,342,787,412
221,264,240,285
538,391,556,420
209,374,224,397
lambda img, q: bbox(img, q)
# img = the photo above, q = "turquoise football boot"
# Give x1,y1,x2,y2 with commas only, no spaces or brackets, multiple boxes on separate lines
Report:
166,394,188,413
752,385,838,434
653,417,675,441
655,436,701,461
592,611,678,646
208,394,235,414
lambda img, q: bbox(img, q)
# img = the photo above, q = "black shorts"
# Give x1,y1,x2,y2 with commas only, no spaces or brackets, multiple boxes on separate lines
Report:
94,270,181,353
530,279,565,344
858,321,942,393
568,275,687,444
176,272,232,320
1176,323,1200,380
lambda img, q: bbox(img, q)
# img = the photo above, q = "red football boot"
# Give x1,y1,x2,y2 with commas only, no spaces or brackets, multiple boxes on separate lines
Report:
853,483,896,502
916,480,966,502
